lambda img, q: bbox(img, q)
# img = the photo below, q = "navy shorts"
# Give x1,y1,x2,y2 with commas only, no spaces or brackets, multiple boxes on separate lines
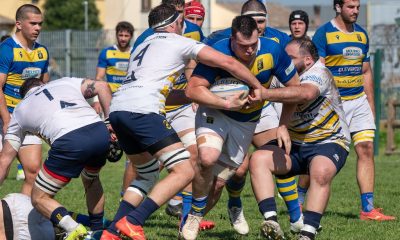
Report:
109,111,180,155
286,142,348,177
44,122,109,179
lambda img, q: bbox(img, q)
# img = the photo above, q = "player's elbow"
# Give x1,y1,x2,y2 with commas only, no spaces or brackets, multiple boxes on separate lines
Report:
299,86,318,103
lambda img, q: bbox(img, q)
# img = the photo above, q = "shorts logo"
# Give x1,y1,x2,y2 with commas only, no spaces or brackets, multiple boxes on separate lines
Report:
333,154,339,162
206,116,214,124
163,120,172,129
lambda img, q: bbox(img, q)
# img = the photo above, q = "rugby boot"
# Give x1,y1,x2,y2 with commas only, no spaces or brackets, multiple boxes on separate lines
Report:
115,217,146,240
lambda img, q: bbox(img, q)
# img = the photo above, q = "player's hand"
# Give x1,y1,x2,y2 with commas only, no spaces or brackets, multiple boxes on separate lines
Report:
191,102,199,112
91,102,103,115
104,118,117,142
248,88,262,103
224,92,247,111
277,125,291,155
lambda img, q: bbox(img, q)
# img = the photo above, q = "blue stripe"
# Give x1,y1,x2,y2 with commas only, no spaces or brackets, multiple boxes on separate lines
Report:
327,65,363,76
276,181,296,188
338,86,364,96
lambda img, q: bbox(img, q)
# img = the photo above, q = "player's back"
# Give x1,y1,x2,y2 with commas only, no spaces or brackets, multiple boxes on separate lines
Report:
12,77,100,143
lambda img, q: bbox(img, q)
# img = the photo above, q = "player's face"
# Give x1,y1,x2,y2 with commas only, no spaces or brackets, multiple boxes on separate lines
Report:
290,20,306,39
185,15,204,28
285,43,306,73
231,30,259,63
252,16,267,36
339,0,360,24
16,13,43,42
116,30,133,49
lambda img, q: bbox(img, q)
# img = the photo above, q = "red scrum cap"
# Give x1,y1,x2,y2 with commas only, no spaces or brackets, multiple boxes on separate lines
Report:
185,1,205,18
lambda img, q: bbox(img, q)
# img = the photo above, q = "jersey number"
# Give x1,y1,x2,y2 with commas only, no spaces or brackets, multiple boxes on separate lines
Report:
35,89,77,109
127,44,150,83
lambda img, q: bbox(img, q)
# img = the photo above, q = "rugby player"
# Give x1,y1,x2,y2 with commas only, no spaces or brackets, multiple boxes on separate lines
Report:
100,4,263,240
313,0,395,221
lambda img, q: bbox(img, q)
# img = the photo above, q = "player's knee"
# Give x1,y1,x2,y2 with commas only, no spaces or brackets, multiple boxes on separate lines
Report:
197,134,222,168
198,150,219,169
214,177,226,192
311,169,334,187
356,141,374,159
127,158,160,198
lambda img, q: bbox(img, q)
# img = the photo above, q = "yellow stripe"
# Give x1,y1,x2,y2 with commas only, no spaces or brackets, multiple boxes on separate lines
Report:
184,32,201,41
291,109,334,132
352,130,374,143
108,83,121,93
6,74,24,86
326,31,367,45
5,95,20,108
13,47,48,62
334,75,363,88
250,54,273,76
276,177,295,184
106,67,127,76
341,92,365,100
282,194,298,202
105,50,130,59
277,184,296,193
325,54,364,67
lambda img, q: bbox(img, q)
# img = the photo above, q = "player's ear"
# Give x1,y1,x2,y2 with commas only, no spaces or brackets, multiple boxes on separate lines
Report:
335,4,341,13
16,20,22,31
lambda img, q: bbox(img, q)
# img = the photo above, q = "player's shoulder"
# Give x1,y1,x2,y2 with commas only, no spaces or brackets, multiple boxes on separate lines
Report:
259,37,283,55
203,28,231,46
354,23,368,35
0,37,16,51
302,61,331,82
316,21,335,34
210,38,232,55
265,27,288,38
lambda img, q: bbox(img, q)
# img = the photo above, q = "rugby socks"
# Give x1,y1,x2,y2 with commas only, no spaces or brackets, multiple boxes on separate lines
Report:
89,211,104,231
191,196,207,216
226,177,245,209
258,197,278,222
109,200,136,234
301,211,322,239
298,186,308,205
51,207,78,233
276,176,301,223
69,211,90,226
126,197,159,226
361,192,374,212
169,192,183,206
180,191,193,227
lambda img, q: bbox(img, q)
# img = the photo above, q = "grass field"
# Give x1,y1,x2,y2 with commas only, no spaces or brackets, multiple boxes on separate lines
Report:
0,142,399,239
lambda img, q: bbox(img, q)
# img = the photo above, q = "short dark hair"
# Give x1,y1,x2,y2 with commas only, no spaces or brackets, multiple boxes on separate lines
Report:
148,4,177,29
116,21,134,36
289,39,319,62
162,0,185,8
241,0,267,14
333,0,344,11
16,4,42,21
231,16,258,39
20,78,43,98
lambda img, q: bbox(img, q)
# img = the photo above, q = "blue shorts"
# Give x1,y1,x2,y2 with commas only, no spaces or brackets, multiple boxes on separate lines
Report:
44,122,109,179
109,111,180,155
286,143,348,177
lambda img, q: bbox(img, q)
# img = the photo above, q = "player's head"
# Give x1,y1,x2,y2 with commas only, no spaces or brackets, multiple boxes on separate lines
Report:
149,4,183,35
334,0,360,24
20,78,44,98
289,10,309,40
15,4,43,42
231,16,259,63
241,0,267,36
115,21,134,49
162,0,185,14
184,1,205,28
285,38,319,74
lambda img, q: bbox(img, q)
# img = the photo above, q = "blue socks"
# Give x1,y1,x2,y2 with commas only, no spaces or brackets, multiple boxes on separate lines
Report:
127,198,159,226
297,186,308,205
191,196,207,216
109,200,136,234
226,178,245,209
50,207,69,225
276,177,301,223
361,192,374,212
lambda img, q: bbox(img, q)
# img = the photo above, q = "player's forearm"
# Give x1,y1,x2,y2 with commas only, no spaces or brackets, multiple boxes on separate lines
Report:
363,71,375,117
262,85,317,104
186,86,229,110
279,103,295,127
97,86,112,118
95,67,106,81
0,91,10,125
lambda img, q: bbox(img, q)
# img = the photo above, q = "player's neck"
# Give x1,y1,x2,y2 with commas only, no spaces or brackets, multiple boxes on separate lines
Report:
15,32,34,50
117,44,130,52
333,17,354,33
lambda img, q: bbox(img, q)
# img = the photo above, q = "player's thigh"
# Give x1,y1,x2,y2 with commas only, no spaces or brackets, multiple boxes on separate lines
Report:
250,143,291,175
253,103,280,147
18,138,42,173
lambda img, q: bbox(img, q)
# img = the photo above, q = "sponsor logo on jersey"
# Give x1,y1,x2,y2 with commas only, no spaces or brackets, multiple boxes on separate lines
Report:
38,50,43,59
21,67,42,79
343,47,362,60
206,116,214,124
115,62,129,71
357,34,362,42
285,62,295,76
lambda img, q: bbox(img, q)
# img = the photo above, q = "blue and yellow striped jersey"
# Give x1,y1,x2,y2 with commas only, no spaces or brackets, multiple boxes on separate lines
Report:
203,26,291,47
0,36,49,112
313,21,370,100
133,20,205,113
193,37,296,122
97,45,133,92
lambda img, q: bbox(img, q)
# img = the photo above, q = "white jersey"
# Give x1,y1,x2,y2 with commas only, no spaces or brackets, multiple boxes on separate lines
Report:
289,61,350,150
5,77,101,146
110,32,205,115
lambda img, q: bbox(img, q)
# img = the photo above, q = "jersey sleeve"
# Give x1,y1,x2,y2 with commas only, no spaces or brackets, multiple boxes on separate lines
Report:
42,46,50,74
97,48,107,68
301,67,331,95
363,32,370,62
312,27,328,58
0,43,13,74
4,115,24,151
180,36,206,60
192,62,218,85
272,45,296,85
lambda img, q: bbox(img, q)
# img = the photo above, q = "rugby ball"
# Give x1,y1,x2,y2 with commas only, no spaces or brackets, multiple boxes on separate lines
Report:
209,77,250,100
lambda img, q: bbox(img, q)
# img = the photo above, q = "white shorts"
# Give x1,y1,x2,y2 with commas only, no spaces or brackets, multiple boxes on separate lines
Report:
166,104,195,133
342,95,376,143
0,119,42,151
254,102,282,134
195,107,256,167
3,193,55,240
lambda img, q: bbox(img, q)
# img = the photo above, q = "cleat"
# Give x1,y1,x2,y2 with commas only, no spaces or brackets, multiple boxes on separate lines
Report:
360,208,396,221
298,234,312,240
115,217,146,240
260,220,285,240
199,219,215,231
228,207,249,235
64,224,88,240
290,215,304,234
165,203,182,218
181,214,202,240
100,230,122,240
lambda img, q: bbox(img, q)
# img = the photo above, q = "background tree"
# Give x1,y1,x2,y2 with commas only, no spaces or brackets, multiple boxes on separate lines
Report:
43,0,102,30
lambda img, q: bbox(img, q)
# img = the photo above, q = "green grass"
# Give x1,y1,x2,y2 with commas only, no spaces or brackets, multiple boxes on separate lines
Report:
1,145,400,239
